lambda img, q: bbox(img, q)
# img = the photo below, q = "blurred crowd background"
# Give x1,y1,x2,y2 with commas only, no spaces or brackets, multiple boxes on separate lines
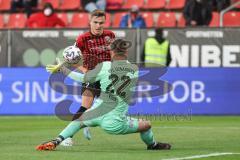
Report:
0,0,240,29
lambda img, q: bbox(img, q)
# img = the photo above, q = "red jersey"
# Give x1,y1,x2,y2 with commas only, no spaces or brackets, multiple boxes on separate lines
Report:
76,30,115,70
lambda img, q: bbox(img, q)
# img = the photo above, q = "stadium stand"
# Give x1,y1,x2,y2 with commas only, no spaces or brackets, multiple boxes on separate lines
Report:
142,12,154,27
105,12,111,27
106,0,124,10
57,13,68,26
165,0,186,9
59,0,81,10
69,12,89,28
6,13,26,28
156,12,176,27
223,11,240,26
142,0,165,9
0,14,3,28
232,0,240,8
112,12,127,27
209,12,220,27
178,12,220,28
1,0,240,28
122,0,144,9
177,13,185,27
0,0,11,11
39,0,60,9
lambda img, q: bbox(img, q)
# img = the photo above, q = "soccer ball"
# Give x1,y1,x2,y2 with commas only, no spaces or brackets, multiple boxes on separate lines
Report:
63,45,82,64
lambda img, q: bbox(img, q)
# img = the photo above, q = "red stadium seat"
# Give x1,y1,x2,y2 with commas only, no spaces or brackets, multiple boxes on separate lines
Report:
107,0,124,10
7,13,26,28
209,12,219,27
165,0,186,9
0,0,11,11
0,14,4,28
141,12,154,27
157,12,176,27
143,0,165,9
223,11,240,27
57,13,68,26
60,0,80,10
232,0,240,8
122,0,144,9
232,0,240,2
105,13,111,27
112,12,127,27
40,0,60,9
70,13,89,28
177,14,186,27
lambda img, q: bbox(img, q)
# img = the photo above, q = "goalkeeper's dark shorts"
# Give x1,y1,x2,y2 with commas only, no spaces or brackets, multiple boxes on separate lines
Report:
81,81,101,97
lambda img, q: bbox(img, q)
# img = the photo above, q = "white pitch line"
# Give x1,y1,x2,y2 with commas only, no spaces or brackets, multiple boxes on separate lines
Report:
162,152,240,160
153,126,240,129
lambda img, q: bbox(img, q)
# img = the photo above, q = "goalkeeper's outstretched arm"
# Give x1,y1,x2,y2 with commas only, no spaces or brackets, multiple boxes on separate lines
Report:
66,70,84,83
46,57,104,84
66,62,104,83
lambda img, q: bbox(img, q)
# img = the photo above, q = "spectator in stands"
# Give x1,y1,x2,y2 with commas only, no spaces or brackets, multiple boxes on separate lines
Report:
81,0,106,12
183,0,212,26
26,3,66,28
142,28,171,67
11,0,38,17
211,0,230,12
119,5,146,28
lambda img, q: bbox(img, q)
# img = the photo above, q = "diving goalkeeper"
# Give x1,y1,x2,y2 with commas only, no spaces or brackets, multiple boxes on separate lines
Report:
36,39,171,151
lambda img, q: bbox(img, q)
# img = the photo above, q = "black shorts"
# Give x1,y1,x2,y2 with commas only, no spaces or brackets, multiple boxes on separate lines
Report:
81,81,101,97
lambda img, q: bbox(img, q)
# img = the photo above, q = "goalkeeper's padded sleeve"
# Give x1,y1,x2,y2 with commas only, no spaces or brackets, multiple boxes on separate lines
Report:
59,120,83,139
61,65,84,83
65,69,85,83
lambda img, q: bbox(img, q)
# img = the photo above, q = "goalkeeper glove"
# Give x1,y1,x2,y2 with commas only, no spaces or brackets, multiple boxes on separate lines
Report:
45,57,64,74
46,64,62,74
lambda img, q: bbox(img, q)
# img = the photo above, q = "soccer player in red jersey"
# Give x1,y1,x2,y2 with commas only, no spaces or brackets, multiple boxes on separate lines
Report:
60,9,115,146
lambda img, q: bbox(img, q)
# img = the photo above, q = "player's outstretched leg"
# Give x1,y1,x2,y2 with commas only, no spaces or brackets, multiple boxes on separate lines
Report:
36,120,83,151
138,119,171,150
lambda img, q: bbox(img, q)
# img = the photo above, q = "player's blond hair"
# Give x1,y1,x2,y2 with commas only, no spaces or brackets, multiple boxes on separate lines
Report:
90,9,106,19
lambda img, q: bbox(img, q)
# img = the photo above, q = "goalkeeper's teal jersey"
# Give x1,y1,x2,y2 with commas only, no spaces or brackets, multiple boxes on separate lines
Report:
82,60,139,118
66,60,140,134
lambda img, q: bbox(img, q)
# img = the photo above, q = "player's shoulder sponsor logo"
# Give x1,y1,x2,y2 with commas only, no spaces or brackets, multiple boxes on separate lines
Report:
88,39,94,44
104,36,111,42
104,36,114,45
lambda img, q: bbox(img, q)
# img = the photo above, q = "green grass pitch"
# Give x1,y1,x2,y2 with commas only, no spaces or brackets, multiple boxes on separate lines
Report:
0,116,240,160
